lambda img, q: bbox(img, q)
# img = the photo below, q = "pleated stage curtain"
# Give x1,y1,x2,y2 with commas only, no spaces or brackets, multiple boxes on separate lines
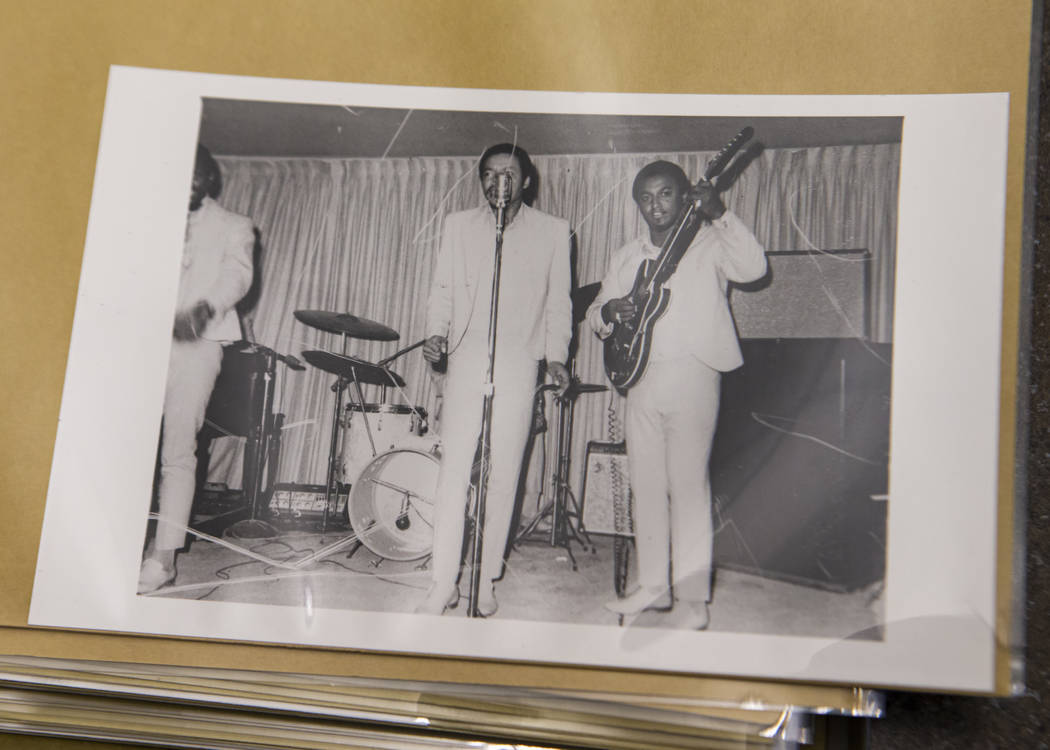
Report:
207,144,899,516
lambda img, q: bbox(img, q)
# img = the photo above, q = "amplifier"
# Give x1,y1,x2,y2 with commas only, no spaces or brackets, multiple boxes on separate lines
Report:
732,250,871,339
581,441,633,536
269,483,348,520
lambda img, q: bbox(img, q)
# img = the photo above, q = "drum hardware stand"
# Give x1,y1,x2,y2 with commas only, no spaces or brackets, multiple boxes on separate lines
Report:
225,344,301,540
319,367,377,536
340,331,382,480
290,374,364,569
319,374,350,537
548,382,597,562
516,380,601,569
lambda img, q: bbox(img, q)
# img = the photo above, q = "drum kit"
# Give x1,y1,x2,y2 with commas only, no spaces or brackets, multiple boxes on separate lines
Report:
291,309,438,568
285,282,608,573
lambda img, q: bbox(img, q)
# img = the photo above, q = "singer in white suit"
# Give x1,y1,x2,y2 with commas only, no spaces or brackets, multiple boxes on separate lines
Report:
418,143,571,616
138,145,254,594
587,160,766,629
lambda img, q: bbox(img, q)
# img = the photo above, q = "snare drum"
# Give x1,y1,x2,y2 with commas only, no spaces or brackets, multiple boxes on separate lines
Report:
339,403,429,484
347,449,437,561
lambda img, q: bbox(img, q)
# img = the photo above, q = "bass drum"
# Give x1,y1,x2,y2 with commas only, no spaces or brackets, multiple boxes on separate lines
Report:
346,449,438,561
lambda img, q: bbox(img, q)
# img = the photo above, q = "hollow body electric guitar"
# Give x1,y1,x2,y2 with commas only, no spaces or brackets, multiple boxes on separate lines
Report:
602,127,754,394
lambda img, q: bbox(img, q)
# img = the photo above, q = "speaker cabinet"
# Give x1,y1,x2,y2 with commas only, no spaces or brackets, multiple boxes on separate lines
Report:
711,338,891,591
579,338,890,593
732,250,871,339
203,346,270,438
195,346,282,525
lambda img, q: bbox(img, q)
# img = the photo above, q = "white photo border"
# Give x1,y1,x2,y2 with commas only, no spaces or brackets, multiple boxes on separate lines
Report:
29,66,1008,692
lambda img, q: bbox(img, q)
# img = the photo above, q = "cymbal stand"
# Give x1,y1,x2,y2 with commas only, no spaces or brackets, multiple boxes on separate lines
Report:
319,374,349,535
246,346,276,520
225,345,280,540
318,330,353,534
292,373,360,568
341,331,379,461
319,365,377,536
549,385,595,560
517,382,596,569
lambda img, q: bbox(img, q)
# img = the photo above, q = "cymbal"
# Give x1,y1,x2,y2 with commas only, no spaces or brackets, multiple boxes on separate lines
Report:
294,310,400,341
302,350,406,388
571,282,602,327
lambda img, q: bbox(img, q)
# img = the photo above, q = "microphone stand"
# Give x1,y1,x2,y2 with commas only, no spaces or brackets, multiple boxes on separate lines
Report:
466,184,507,618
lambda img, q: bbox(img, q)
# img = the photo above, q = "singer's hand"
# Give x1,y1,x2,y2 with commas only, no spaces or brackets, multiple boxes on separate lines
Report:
548,362,571,397
691,180,726,221
422,335,448,364
602,297,636,326
173,300,214,341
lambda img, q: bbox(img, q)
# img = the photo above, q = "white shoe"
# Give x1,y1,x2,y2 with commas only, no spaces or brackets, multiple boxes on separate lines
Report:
414,585,460,615
604,586,672,615
137,558,175,594
476,585,497,618
680,601,710,630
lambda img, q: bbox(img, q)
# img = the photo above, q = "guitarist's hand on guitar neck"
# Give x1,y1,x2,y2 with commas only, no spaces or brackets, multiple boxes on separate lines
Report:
601,127,753,394
601,296,637,326
690,179,726,222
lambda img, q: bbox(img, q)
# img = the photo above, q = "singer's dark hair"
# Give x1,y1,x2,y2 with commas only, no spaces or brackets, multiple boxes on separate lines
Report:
478,142,535,182
632,160,691,202
195,144,223,199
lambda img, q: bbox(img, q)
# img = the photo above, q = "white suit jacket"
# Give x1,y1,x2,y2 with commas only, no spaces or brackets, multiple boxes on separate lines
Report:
178,197,255,342
426,204,572,366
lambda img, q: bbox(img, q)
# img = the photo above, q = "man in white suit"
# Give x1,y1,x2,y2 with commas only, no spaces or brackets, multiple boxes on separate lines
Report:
417,143,571,616
587,160,766,628
138,145,254,594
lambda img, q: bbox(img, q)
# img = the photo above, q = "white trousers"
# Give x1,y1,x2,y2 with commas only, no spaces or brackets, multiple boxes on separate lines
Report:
625,357,720,604
155,338,223,550
428,346,538,591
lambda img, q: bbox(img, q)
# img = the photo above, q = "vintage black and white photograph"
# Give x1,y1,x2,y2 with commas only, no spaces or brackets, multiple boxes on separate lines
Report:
136,100,897,634
30,68,1009,691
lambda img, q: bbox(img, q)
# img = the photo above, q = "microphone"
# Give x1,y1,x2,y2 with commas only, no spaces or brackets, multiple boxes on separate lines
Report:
494,172,509,233
495,172,510,208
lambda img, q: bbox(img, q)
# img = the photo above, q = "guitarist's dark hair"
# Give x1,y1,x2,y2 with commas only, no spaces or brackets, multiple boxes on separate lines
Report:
478,142,535,183
631,160,690,203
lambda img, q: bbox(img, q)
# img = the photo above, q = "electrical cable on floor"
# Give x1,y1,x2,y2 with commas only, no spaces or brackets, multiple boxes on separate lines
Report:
142,513,437,596
149,566,432,597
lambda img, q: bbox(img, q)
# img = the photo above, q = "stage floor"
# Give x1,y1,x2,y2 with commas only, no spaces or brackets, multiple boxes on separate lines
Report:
146,524,884,641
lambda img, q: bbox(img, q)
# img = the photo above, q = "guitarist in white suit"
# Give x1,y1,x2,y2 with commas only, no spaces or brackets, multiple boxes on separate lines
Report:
587,160,766,628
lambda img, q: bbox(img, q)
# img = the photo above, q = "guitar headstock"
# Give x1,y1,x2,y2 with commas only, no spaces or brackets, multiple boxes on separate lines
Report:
702,126,754,184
